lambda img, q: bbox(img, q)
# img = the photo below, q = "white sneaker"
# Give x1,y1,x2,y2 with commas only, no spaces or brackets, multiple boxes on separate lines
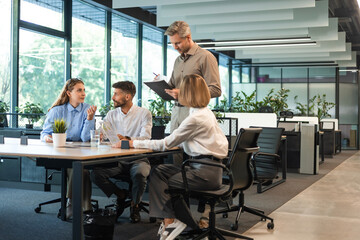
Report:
157,221,165,236
160,219,187,240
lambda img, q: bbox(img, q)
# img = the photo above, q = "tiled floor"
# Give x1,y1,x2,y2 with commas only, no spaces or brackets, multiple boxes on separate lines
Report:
242,151,360,240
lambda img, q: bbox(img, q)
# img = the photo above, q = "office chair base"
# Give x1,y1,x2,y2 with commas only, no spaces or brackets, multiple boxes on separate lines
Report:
35,198,61,213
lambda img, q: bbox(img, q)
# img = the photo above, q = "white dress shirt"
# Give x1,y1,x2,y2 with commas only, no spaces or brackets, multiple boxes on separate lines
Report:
104,104,152,140
133,107,228,159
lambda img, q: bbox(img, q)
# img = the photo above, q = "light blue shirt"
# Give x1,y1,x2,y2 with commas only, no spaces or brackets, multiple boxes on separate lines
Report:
41,102,95,142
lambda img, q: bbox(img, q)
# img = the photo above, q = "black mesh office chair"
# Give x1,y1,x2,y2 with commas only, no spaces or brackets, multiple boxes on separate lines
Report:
259,106,273,113
251,126,285,193
215,129,275,231
105,174,156,222
173,128,263,240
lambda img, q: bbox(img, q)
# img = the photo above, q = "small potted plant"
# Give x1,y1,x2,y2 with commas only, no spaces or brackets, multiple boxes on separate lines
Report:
0,101,9,128
52,118,67,147
99,102,114,119
16,102,44,129
148,97,173,139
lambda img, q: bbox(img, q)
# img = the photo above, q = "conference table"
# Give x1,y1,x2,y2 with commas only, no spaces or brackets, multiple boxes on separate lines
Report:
0,138,181,240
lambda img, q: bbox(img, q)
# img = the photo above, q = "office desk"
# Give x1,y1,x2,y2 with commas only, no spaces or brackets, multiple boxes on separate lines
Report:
0,138,181,240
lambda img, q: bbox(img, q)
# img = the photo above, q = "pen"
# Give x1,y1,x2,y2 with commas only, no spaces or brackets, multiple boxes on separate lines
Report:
153,72,158,76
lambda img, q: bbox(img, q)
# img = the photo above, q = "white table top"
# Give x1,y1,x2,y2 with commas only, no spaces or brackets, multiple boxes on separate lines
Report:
0,138,153,160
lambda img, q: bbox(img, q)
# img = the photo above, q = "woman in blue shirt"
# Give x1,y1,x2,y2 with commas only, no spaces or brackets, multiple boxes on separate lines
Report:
41,78,97,218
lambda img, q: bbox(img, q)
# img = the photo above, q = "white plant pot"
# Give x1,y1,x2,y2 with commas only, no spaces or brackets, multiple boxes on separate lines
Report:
52,133,66,147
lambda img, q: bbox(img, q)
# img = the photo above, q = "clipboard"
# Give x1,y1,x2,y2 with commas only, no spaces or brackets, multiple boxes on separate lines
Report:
144,80,175,101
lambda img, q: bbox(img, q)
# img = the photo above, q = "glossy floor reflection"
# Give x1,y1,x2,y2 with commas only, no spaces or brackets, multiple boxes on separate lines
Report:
243,151,360,240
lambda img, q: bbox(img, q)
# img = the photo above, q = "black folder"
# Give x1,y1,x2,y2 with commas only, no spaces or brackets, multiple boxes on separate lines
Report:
144,80,175,101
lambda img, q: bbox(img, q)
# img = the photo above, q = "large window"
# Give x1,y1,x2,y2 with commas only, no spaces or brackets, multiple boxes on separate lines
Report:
18,29,65,113
0,0,11,104
219,55,229,101
166,36,179,80
141,25,163,107
20,0,64,31
72,0,106,107
111,14,138,88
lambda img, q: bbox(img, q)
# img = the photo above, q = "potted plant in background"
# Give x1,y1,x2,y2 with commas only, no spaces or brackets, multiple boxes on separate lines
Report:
315,94,336,120
52,118,67,147
99,102,114,119
0,101,9,128
16,102,44,129
148,96,173,139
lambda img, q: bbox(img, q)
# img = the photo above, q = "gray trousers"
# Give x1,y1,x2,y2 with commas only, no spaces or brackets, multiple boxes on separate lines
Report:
148,160,222,219
91,158,151,205
66,169,92,211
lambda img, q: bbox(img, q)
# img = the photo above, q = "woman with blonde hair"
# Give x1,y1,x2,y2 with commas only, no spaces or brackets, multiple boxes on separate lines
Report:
113,74,228,240
41,78,97,218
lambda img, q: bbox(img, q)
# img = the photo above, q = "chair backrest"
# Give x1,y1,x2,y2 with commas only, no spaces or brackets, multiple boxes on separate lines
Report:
227,128,261,191
252,126,284,154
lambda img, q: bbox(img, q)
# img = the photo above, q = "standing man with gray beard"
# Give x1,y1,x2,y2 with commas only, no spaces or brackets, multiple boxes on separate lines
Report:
163,21,221,165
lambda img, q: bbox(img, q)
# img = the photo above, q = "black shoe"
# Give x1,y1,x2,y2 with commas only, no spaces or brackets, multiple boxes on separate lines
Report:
115,197,126,218
130,205,141,223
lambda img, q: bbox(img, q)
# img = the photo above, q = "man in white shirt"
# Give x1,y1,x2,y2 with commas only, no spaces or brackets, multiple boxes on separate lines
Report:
91,81,152,223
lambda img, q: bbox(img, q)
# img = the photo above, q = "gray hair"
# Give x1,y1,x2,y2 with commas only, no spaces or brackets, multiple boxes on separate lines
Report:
165,21,191,38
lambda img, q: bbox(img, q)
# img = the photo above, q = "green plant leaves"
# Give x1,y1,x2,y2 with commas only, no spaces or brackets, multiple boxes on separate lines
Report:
52,118,68,133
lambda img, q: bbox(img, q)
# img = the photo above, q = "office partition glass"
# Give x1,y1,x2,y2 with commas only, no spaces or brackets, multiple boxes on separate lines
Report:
72,0,106,107
309,67,336,118
242,66,250,83
309,67,336,83
18,29,65,114
282,68,308,114
141,25,163,107
0,0,11,104
20,0,64,31
257,67,281,83
111,14,138,87
339,71,358,149
232,66,240,84
232,83,256,97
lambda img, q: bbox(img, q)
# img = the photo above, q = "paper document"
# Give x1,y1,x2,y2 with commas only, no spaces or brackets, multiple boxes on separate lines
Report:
100,121,120,145
144,80,175,101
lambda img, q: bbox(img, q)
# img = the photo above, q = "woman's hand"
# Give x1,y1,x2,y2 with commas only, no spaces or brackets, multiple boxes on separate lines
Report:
45,135,53,143
87,105,97,120
112,140,134,148
165,88,179,100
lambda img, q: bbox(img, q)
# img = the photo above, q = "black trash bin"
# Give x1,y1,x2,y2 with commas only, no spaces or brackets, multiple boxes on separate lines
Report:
83,208,117,240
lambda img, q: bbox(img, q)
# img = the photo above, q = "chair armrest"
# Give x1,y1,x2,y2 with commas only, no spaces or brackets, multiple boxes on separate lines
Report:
181,159,229,193
242,147,260,153
253,152,280,161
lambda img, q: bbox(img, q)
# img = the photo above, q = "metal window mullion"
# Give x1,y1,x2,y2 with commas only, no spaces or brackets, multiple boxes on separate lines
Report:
11,0,20,128
105,11,112,104
137,23,143,107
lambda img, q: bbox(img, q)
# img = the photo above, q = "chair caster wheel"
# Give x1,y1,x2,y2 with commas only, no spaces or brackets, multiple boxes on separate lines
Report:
149,217,156,223
231,223,238,231
34,207,41,213
267,222,274,229
222,213,228,218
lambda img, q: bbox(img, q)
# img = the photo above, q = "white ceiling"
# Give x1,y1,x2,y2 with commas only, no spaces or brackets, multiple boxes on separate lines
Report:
113,0,356,67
